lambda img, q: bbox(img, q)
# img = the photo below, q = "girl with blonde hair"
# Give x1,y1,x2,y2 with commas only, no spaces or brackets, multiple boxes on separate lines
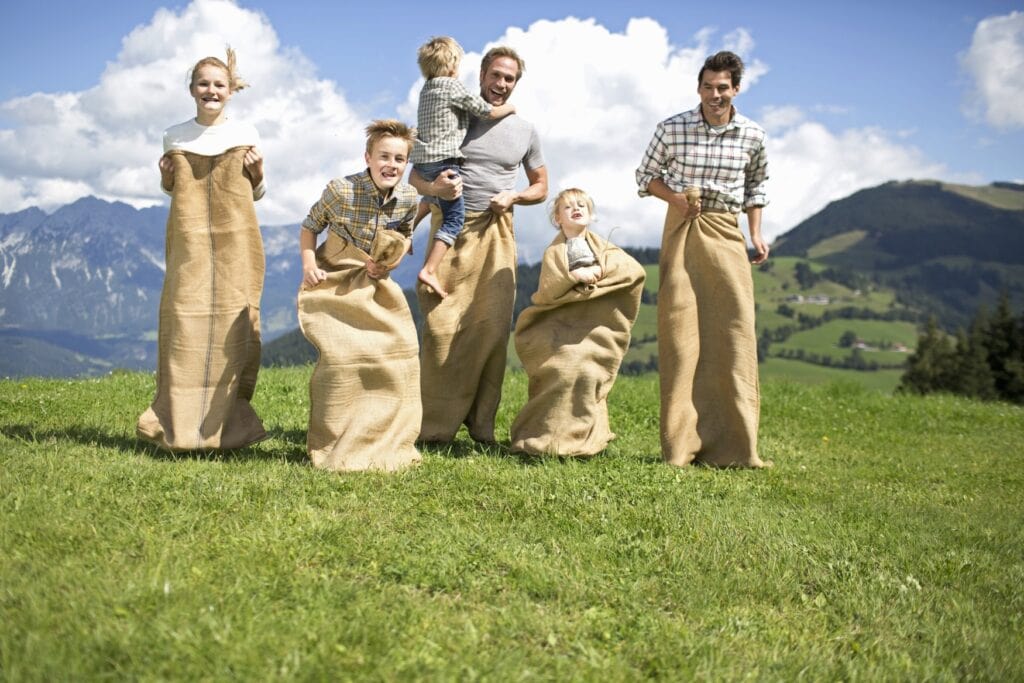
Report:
137,47,269,451
510,188,646,457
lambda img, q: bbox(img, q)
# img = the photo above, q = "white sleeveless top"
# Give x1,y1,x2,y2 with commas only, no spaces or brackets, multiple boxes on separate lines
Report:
161,118,265,200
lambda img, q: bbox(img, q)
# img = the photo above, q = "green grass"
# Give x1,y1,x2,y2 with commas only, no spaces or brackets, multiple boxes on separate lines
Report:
509,256,914,392
630,300,657,342
775,320,919,358
642,264,658,295
2,368,1023,679
944,182,1024,211
807,230,868,259
752,257,896,309
760,357,904,393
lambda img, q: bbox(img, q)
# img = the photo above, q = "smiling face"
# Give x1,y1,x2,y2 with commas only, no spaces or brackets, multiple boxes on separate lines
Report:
190,64,232,125
364,135,410,193
479,55,519,106
698,69,739,126
555,193,593,236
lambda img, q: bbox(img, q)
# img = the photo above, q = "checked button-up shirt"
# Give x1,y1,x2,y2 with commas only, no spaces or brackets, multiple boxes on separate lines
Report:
411,77,493,164
301,170,418,254
635,105,768,214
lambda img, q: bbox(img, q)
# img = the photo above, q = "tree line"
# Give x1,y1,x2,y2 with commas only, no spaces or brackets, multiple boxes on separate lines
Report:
900,295,1024,404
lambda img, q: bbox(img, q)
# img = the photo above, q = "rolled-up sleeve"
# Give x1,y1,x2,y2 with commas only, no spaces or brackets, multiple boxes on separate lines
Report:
635,123,667,197
743,136,769,209
301,182,339,235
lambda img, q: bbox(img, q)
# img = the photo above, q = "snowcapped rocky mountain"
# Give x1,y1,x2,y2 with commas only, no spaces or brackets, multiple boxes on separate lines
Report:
0,196,302,377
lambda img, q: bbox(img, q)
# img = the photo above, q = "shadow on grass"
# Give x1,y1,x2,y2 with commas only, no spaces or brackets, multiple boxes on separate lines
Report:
3,422,665,469
416,436,559,466
417,438,510,460
0,423,308,465
415,436,631,467
274,429,312,465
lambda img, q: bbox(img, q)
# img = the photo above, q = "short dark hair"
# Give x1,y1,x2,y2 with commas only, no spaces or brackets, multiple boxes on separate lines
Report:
698,51,744,87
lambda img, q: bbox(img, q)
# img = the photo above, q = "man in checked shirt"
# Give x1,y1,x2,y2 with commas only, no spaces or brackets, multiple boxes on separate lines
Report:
635,50,772,469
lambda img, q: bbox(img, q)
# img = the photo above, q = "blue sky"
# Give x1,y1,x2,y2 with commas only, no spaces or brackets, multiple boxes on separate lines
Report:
0,0,1021,259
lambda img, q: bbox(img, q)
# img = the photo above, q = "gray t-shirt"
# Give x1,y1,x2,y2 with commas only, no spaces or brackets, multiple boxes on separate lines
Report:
459,114,545,212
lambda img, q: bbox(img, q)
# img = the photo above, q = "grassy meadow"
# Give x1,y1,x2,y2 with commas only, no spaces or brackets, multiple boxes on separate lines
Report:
2,367,1023,680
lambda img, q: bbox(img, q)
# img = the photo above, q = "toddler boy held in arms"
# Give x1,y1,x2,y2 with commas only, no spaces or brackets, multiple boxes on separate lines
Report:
412,36,515,298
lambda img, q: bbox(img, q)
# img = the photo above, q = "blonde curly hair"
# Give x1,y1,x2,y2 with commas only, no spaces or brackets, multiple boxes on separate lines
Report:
549,188,595,229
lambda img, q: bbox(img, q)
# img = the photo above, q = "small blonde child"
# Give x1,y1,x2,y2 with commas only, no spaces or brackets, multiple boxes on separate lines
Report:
550,188,603,285
411,36,516,298
510,186,646,457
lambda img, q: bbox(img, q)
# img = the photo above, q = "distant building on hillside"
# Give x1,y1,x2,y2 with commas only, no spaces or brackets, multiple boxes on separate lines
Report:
785,294,831,305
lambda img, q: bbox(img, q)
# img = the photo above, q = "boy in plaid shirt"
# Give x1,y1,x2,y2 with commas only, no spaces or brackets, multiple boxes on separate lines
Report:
412,36,515,298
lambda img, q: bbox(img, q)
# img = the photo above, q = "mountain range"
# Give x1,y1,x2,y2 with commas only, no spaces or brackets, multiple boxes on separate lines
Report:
0,196,301,376
1,180,1022,377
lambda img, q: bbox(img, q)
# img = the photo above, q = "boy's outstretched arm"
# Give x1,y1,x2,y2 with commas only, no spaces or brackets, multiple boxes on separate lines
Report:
487,103,516,120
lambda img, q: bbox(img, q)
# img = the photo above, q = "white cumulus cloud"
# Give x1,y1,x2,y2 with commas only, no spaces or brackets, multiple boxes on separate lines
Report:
961,11,1024,129
0,0,366,224
760,113,948,239
0,4,956,262
399,17,771,260
398,16,946,258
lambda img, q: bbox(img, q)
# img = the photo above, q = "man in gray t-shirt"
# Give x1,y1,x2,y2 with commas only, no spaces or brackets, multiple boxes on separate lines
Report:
411,46,548,444
458,113,545,212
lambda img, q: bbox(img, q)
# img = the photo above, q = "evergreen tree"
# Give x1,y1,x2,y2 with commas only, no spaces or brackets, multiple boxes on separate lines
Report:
951,325,997,400
901,298,1024,404
899,317,957,395
757,329,772,364
838,330,858,348
983,293,1024,403
793,261,819,290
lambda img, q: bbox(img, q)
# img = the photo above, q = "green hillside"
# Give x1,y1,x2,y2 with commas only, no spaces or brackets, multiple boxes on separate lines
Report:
3,370,1023,679
773,180,1024,326
760,357,904,392
267,180,1024,392
268,253,919,393
944,181,1024,211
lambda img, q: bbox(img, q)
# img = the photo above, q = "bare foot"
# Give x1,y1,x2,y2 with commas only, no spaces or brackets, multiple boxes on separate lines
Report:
418,268,449,298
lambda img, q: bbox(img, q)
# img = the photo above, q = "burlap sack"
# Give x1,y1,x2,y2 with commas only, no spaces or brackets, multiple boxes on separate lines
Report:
137,147,267,450
298,230,422,472
418,208,516,442
658,206,766,467
510,231,645,456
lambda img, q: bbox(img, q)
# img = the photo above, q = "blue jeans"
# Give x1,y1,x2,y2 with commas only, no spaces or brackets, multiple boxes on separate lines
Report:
414,159,464,246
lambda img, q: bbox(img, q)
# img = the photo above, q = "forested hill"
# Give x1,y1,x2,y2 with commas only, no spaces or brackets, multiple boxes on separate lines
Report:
772,180,1024,325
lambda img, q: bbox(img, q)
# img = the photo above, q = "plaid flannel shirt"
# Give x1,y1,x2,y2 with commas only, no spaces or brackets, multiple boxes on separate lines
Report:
301,170,418,254
635,105,768,213
411,77,492,164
